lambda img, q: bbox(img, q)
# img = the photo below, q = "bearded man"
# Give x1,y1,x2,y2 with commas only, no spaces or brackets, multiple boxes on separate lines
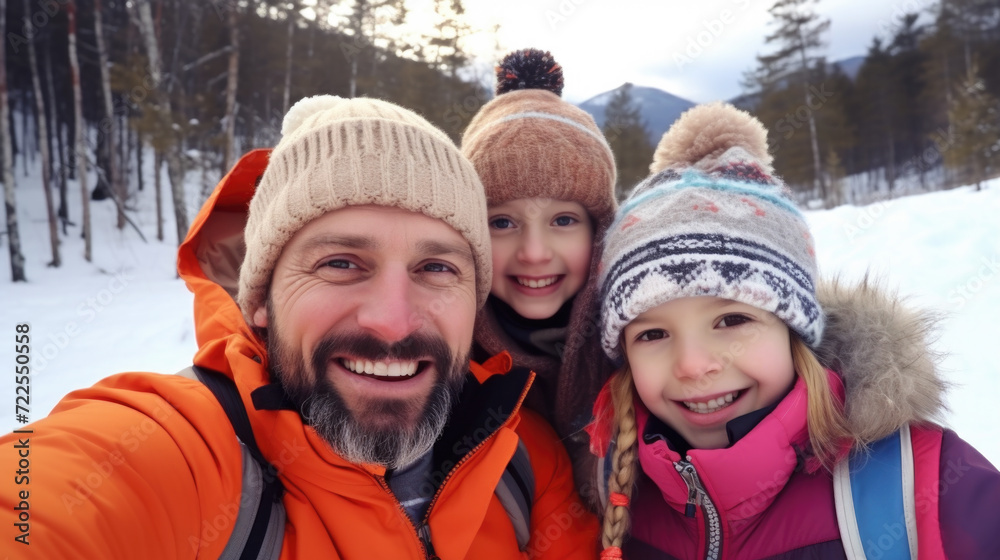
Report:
0,96,598,559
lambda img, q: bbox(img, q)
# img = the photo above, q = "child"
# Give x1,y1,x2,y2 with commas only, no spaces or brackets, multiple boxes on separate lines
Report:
588,102,1000,559
462,49,618,470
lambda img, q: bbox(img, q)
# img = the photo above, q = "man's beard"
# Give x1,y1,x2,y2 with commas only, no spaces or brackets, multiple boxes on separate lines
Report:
267,327,467,470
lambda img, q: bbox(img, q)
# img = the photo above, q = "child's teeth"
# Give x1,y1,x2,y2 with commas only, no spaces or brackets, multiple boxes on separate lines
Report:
517,276,557,288
683,391,740,413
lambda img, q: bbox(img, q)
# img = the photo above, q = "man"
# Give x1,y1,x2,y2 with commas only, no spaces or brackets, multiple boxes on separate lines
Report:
1,96,598,558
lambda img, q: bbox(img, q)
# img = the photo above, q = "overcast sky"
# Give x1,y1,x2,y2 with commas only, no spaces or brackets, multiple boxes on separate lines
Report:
443,0,936,103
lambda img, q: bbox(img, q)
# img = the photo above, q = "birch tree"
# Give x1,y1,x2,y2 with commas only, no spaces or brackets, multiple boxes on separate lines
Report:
130,0,188,247
752,0,830,201
283,1,299,115
94,0,124,229
24,0,59,267
222,0,240,172
0,0,26,281
68,0,92,261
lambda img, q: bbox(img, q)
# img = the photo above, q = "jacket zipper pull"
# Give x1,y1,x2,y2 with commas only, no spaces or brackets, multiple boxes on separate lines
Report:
417,523,440,560
676,461,699,518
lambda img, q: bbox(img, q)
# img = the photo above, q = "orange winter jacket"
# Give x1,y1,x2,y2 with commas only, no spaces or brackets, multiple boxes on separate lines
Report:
0,149,599,559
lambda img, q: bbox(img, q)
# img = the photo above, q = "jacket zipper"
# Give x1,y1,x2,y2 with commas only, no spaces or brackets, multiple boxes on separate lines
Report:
675,457,722,560
374,475,437,559
411,373,534,559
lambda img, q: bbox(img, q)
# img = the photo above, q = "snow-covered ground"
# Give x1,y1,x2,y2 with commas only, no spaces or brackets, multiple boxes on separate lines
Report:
2,159,999,469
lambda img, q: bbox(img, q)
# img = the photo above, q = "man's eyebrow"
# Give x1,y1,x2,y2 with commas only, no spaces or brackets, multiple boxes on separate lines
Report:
298,235,379,253
416,239,474,264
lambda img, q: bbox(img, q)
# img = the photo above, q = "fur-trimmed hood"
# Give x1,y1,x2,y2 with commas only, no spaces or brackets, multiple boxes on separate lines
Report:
816,275,949,446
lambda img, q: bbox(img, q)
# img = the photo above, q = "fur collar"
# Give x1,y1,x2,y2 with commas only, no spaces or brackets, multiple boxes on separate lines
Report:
815,275,949,445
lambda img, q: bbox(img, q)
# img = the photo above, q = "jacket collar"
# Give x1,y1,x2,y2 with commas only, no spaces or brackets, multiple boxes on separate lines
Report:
636,376,813,520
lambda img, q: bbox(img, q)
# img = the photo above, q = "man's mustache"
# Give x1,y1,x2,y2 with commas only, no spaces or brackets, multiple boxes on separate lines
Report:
311,332,453,376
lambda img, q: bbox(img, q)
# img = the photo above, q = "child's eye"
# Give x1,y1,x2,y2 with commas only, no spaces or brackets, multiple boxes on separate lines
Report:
717,314,752,328
637,329,667,342
552,215,578,227
489,217,514,230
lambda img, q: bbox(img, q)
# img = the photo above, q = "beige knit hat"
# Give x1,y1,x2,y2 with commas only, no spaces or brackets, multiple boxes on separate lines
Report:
237,95,492,324
461,49,617,230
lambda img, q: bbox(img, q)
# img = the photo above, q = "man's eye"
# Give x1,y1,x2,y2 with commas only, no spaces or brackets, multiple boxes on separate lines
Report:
423,262,454,273
718,314,752,328
637,329,666,342
553,215,578,227
489,217,514,230
324,259,357,269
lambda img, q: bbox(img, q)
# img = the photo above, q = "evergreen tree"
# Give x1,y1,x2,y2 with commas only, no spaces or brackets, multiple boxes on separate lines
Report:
945,64,1000,190
748,0,830,201
602,83,654,201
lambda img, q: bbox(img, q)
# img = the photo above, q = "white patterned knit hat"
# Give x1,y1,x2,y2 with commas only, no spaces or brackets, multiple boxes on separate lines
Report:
238,95,491,324
599,102,823,361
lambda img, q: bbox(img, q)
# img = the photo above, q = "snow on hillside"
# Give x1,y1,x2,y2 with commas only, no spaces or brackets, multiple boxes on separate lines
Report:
2,159,999,469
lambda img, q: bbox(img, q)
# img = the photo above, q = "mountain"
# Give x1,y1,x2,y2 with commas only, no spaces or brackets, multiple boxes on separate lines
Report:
832,55,865,80
578,84,695,145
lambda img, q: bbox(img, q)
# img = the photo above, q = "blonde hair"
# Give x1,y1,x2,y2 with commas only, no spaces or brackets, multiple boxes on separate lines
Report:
598,332,851,554
791,333,852,470
599,365,639,553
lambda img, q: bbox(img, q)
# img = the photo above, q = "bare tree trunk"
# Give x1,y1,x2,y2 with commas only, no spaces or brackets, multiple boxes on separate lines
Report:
796,32,825,203
0,0,26,281
20,96,28,175
135,127,144,192
154,150,163,242
283,1,298,115
131,0,188,246
222,1,240,172
68,0,92,261
24,0,59,267
93,0,124,229
44,41,68,233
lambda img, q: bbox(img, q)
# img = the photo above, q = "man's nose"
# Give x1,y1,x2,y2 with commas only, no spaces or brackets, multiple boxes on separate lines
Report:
355,265,423,343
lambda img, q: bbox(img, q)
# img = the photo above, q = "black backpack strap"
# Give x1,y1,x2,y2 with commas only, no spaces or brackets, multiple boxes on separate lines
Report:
183,366,285,560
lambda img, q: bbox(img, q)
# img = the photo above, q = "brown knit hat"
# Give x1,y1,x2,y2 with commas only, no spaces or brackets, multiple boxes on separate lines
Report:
461,49,617,230
237,95,491,324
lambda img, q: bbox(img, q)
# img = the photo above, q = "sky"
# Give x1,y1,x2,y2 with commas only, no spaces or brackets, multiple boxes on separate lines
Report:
442,0,938,103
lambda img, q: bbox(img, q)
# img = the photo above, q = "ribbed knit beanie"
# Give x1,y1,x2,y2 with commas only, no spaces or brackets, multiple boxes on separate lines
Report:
238,95,492,324
461,48,617,230
599,102,823,361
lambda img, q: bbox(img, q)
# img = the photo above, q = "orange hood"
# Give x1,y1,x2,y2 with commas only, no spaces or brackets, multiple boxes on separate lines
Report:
177,149,271,375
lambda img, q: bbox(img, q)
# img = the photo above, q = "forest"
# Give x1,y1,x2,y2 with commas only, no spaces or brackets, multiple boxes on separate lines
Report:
1,0,998,283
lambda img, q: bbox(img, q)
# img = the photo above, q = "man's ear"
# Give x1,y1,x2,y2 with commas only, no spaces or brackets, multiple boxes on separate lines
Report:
252,306,268,327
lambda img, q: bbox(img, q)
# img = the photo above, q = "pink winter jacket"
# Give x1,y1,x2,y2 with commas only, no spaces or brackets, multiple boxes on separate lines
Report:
621,279,1000,559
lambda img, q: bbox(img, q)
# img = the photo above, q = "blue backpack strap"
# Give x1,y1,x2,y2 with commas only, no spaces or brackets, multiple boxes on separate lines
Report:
494,439,535,550
834,424,918,560
182,366,285,560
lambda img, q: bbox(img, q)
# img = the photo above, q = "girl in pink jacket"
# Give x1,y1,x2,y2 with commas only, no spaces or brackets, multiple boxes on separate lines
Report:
587,102,1000,559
